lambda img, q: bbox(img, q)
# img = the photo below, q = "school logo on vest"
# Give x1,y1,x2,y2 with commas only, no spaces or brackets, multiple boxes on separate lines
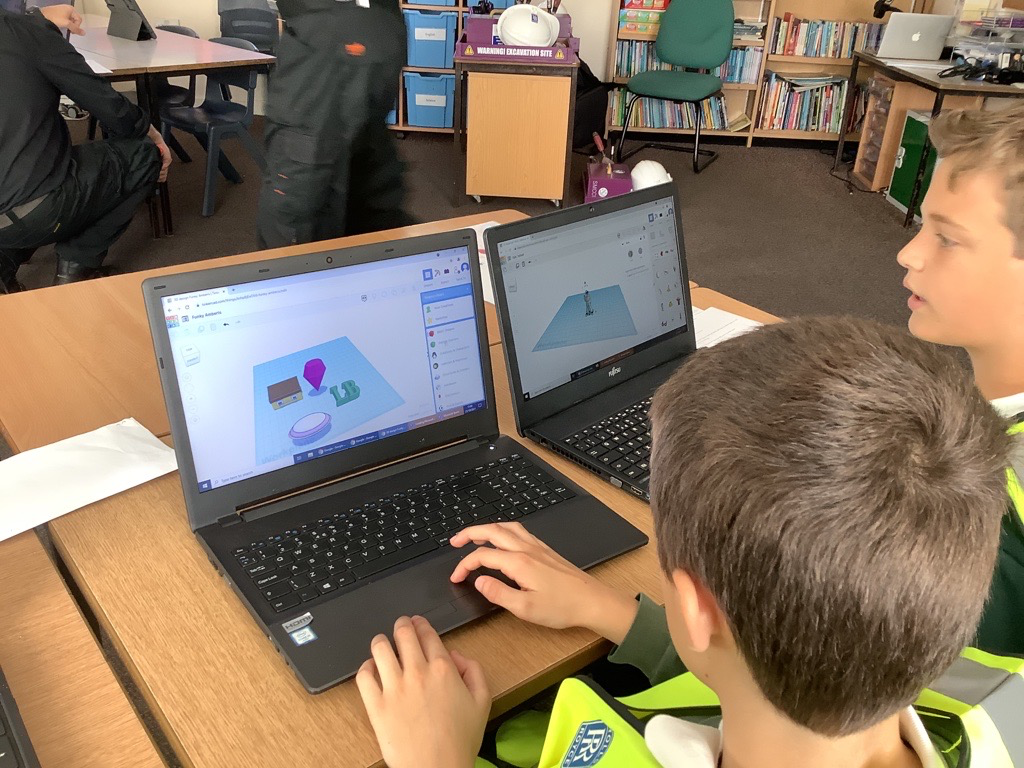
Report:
562,720,613,767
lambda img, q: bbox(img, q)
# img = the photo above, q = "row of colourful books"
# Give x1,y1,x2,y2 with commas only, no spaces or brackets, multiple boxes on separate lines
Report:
769,14,884,58
614,40,763,84
608,89,735,131
757,70,849,133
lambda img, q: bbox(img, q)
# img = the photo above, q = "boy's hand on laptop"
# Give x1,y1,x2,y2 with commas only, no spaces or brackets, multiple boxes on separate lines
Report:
450,523,639,645
356,615,489,768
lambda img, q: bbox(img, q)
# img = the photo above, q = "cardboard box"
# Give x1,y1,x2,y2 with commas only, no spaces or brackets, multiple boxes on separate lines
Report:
584,162,633,203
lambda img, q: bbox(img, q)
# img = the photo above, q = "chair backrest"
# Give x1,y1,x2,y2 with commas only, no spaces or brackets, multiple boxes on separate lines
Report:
156,24,199,38
655,0,735,70
218,0,271,12
219,7,278,53
204,36,261,124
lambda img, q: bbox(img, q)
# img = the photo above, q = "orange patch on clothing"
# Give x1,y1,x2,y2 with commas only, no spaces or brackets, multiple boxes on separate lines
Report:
345,42,366,56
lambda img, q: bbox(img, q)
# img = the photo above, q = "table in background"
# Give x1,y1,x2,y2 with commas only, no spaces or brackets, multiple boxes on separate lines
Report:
834,52,1024,226
0,211,525,453
44,283,772,768
454,58,578,207
0,532,162,768
72,15,275,234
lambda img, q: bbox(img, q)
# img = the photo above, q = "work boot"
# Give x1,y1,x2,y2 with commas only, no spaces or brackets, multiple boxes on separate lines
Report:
54,258,112,286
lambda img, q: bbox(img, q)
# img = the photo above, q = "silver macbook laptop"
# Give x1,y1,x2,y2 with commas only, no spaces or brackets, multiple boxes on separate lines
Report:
874,13,954,60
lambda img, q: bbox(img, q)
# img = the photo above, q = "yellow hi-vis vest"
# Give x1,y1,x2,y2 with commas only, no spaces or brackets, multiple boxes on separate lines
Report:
483,648,1024,768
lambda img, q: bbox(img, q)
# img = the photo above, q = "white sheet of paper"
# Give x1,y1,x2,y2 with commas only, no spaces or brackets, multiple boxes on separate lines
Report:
86,59,113,75
469,220,501,305
0,418,177,543
693,306,763,348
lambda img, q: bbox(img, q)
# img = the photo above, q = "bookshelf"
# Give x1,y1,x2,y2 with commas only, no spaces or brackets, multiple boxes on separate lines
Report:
390,1,474,135
605,0,890,147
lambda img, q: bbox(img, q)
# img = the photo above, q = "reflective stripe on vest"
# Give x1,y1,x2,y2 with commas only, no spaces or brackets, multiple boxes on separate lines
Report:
1009,416,1024,527
502,648,1024,768
915,649,1024,768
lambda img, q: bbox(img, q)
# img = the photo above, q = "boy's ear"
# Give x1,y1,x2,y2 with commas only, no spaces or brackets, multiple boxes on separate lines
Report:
668,569,722,653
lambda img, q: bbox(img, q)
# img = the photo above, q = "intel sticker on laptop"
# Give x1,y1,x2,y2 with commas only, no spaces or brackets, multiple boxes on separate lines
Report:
282,612,317,645
290,627,318,646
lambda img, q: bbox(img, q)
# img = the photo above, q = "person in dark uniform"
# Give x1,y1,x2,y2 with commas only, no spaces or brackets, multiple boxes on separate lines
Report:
258,0,416,248
0,4,170,292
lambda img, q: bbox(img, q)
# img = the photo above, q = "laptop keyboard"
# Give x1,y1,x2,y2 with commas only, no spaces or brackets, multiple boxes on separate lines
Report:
232,454,576,613
563,398,653,481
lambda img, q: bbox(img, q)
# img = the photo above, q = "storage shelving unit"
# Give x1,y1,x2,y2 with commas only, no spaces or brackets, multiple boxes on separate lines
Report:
605,0,890,147
392,1,474,135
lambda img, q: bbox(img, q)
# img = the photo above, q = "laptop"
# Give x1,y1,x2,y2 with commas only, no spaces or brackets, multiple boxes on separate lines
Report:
142,229,647,693
873,13,954,61
0,666,40,768
485,184,695,501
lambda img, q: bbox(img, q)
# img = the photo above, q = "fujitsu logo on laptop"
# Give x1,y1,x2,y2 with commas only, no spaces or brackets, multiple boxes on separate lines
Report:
608,366,622,378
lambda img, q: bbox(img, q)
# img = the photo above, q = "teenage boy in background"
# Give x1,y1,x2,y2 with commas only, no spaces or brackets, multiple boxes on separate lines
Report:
0,4,169,292
355,317,1019,768
897,104,1024,654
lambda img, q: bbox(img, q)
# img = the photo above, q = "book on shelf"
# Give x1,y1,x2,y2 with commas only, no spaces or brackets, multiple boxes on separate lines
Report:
734,18,767,41
770,14,884,58
610,90,749,132
757,70,849,132
615,40,763,84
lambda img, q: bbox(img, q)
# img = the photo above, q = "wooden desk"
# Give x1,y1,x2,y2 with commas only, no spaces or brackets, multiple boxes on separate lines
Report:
73,15,275,77
0,532,162,768
454,58,578,207
71,16,275,236
47,287,775,768
833,52,1024,226
0,211,523,453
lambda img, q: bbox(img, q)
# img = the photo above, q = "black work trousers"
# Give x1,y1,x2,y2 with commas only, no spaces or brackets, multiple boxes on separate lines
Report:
0,139,160,285
258,5,416,249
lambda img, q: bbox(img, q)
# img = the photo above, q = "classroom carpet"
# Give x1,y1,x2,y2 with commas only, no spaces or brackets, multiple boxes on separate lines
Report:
15,118,915,327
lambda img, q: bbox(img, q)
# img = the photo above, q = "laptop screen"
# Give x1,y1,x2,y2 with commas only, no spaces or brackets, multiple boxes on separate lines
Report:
496,194,688,401
159,247,485,493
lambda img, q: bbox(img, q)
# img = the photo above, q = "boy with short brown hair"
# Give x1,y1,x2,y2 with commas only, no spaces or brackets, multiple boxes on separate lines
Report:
356,317,1016,768
897,103,1024,654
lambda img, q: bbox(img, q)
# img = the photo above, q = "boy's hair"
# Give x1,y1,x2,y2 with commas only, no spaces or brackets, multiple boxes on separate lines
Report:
649,316,1009,737
930,104,1024,251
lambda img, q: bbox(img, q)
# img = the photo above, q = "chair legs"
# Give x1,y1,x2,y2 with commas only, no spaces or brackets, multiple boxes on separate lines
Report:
614,94,719,173
165,131,192,163
236,127,267,173
201,132,221,218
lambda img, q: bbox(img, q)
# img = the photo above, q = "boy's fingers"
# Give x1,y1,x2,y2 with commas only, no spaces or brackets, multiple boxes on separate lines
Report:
355,658,383,709
451,649,490,705
392,616,425,670
410,615,448,662
449,523,532,552
474,574,530,617
450,546,528,585
369,633,401,687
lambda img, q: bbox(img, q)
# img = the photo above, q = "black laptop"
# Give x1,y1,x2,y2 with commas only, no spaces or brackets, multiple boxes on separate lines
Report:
0,666,40,768
143,229,647,693
485,185,696,501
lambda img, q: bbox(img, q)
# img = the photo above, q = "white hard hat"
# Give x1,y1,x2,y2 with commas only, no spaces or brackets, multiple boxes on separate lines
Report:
496,4,560,47
631,160,673,190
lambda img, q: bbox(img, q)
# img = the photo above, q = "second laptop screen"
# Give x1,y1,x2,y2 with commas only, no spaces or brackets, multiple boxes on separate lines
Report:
496,196,688,401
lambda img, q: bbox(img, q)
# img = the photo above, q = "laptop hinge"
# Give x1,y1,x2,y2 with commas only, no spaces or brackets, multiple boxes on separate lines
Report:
217,513,242,528
233,436,475,523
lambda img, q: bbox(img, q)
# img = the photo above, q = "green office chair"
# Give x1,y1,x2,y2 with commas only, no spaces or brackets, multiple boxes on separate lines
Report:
615,0,735,173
